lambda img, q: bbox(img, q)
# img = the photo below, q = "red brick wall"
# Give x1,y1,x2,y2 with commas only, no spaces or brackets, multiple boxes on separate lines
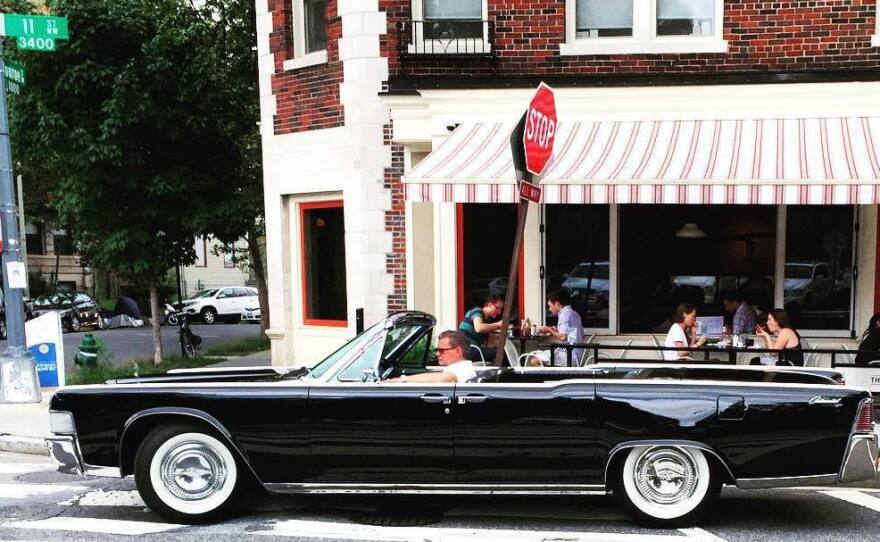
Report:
269,0,344,134
384,123,408,313
383,0,880,77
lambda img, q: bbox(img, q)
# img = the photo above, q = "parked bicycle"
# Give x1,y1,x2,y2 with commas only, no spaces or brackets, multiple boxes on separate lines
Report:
178,315,202,358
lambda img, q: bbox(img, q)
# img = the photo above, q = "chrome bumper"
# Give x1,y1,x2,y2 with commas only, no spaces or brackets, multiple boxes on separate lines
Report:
46,434,121,478
839,433,879,484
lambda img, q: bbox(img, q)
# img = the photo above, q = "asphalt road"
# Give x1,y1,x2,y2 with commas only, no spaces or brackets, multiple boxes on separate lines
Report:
1,451,878,542
0,322,264,375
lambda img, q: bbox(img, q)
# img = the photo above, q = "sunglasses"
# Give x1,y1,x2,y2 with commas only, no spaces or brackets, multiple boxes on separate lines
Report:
435,346,456,353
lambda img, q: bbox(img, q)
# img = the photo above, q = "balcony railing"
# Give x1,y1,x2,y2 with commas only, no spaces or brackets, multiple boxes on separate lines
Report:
396,19,496,56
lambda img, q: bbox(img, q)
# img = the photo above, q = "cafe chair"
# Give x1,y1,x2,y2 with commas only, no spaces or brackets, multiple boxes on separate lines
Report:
469,345,486,365
503,340,521,367
582,339,632,365
650,335,666,361
799,338,820,367
840,344,856,365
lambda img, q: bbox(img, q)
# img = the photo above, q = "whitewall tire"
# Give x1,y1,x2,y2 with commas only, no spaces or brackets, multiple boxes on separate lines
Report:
616,445,720,527
135,424,241,524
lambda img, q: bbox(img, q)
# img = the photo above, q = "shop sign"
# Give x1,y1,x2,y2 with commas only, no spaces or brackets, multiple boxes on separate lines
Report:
519,181,542,203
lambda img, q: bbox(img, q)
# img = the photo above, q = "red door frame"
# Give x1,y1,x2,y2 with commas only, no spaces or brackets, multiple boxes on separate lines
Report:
456,203,526,324
300,200,348,327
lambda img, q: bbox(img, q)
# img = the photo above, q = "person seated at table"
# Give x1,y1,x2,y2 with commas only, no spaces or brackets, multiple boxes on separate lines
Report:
664,303,706,361
527,289,585,367
855,313,880,366
459,294,505,361
722,291,755,336
751,309,803,366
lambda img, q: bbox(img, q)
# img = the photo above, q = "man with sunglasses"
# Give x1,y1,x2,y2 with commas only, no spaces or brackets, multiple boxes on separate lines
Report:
458,294,505,361
388,331,476,383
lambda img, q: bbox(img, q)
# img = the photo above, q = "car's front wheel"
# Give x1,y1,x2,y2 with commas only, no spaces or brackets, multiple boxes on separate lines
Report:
0,318,6,340
67,314,81,333
615,445,720,527
95,315,107,330
135,423,242,524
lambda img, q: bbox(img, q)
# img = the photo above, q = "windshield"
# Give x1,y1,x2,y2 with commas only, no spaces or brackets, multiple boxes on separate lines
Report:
193,289,218,299
572,263,609,280
306,323,382,379
786,265,813,279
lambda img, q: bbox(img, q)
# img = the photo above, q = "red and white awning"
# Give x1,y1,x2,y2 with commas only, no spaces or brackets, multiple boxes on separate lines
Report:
404,117,880,204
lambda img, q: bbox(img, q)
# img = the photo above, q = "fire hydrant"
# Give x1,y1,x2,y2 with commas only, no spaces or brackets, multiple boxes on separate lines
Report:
73,333,99,366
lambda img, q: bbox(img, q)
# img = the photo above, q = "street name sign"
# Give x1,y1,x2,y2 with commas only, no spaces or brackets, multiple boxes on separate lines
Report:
0,14,69,39
519,181,542,203
4,62,25,95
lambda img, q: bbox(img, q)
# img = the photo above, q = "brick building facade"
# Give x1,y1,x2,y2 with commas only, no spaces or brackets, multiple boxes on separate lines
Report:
258,0,880,365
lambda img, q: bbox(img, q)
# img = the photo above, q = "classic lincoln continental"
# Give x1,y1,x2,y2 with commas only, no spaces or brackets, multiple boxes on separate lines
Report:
47,311,878,526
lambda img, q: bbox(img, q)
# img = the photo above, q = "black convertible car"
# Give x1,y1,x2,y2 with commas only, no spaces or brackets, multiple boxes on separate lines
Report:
47,312,877,526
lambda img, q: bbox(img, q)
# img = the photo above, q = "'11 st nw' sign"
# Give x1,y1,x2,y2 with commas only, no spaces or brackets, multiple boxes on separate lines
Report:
0,14,70,52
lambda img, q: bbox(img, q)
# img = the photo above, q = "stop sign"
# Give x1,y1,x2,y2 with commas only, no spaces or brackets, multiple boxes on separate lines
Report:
522,82,557,177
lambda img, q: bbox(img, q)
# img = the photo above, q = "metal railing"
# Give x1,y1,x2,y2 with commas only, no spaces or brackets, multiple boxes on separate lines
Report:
396,19,496,56
515,342,880,369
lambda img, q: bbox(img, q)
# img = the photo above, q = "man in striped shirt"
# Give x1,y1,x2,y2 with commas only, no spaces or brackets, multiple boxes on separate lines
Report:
459,294,505,361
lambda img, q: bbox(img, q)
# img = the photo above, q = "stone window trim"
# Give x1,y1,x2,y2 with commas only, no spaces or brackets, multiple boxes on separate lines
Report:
560,0,728,56
408,0,491,54
283,0,329,71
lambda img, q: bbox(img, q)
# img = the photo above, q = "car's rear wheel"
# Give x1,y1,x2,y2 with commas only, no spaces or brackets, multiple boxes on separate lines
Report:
615,445,720,527
0,318,6,340
201,307,217,325
135,423,241,524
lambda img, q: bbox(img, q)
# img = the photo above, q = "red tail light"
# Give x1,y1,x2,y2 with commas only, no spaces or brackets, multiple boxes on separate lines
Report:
855,399,874,433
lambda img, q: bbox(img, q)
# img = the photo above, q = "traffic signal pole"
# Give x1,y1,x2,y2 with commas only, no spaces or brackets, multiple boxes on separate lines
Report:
0,44,40,403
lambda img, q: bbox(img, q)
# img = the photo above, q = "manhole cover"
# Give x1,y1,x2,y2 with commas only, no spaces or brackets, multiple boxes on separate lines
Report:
352,507,443,527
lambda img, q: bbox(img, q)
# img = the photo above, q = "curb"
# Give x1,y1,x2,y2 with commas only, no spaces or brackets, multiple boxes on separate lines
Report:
0,434,48,456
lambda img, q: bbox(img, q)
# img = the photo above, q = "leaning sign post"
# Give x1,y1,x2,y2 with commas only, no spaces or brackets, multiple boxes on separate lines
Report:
494,83,557,366
0,13,69,402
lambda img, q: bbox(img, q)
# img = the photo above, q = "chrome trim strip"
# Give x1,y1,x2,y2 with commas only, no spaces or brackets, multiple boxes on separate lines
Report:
264,483,608,496
839,434,879,484
46,434,121,478
735,474,839,489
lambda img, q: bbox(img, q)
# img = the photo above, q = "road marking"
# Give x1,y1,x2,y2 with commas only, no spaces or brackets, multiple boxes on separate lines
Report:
820,489,880,513
0,483,88,499
58,489,145,507
256,518,690,541
0,463,53,474
4,517,184,535
679,527,729,542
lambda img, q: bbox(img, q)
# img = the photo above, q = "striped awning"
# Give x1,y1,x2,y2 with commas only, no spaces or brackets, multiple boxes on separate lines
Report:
404,117,880,204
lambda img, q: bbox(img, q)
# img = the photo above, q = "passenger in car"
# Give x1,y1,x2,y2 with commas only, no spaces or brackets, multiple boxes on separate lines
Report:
387,330,477,383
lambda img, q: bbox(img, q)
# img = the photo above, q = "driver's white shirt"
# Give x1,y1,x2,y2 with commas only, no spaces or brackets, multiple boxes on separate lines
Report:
442,359,476,383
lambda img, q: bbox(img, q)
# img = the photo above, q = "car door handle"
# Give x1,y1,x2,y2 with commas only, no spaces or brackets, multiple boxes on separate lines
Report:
420,393,451,405
457,394,487,404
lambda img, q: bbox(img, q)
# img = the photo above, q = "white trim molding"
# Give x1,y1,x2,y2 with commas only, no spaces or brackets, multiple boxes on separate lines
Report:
283,50,328,71
561,0,728,56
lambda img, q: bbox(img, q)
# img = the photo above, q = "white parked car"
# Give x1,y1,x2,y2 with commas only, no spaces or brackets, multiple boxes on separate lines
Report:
179,287,258,324
240,304,261,324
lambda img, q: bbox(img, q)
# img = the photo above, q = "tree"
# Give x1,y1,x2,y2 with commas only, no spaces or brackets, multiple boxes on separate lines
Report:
8,0,254,363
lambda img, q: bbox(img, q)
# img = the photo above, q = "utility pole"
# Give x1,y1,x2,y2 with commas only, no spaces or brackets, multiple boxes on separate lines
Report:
0,44,40,402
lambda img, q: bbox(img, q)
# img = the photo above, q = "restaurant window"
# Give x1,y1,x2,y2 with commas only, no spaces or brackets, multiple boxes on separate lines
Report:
459,204,521,322
544,205,610,329
619,205,776,333
53,228,74,256
301,200,347,326
422,0,483,39
784,206,853,331
562,0,727,55
25,223,44,255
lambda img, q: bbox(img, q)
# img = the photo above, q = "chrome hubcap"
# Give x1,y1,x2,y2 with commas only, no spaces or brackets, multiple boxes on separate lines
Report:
160,441,227,501
633,448,698,505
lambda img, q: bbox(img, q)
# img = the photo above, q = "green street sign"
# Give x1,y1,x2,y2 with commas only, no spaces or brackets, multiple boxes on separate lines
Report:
15,36,56,51
4,61,25,95
1,14,69,40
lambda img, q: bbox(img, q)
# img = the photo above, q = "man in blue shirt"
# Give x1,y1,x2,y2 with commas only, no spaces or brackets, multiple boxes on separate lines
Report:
458,294,505,361
723,292,755,336
530,289,585,366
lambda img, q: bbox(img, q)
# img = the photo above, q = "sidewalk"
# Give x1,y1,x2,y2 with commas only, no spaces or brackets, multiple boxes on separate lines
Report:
0,350,271,456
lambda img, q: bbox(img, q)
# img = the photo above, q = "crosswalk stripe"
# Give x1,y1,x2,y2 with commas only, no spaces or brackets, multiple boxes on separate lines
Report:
0,464,53,475
679,527,729,542
820,490,880,513
58,489,145,507
4,517,185,536
0,483,88,499
256,519,689,541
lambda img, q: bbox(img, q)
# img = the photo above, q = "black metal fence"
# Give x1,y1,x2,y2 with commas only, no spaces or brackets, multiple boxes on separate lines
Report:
516,341,877,369
396,19,495,55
